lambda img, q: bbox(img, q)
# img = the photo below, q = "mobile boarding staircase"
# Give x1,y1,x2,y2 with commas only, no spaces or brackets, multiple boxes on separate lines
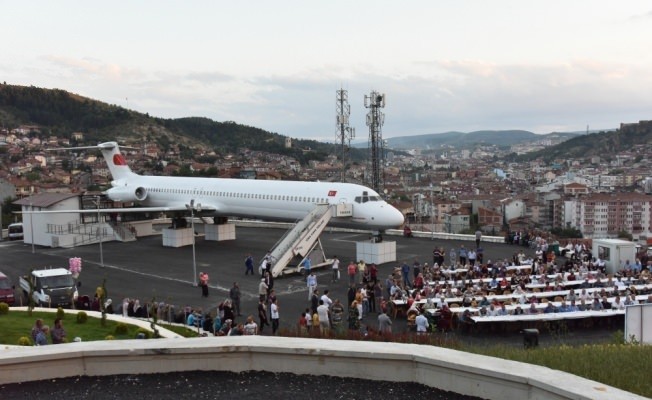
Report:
269,203,352,277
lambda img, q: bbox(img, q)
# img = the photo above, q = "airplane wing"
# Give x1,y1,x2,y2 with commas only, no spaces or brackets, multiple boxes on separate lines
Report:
17,205,217,214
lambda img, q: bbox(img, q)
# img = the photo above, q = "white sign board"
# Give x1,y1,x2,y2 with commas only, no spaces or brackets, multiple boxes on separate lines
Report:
624,303,652,344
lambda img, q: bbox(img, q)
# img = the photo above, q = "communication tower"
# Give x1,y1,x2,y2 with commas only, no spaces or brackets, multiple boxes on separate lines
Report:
335,88,355,182
365,91,386,194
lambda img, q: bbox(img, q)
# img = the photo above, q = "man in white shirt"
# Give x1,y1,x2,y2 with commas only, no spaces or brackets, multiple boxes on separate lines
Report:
316,300,330,334
611,296,626,310
320,289,333,308
415,312,429,334
270,298,280,335
331,256,340,282
596,257,606,271
306,272,317,301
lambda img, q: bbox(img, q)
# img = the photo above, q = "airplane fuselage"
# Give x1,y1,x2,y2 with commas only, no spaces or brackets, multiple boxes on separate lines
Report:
109,175,404,230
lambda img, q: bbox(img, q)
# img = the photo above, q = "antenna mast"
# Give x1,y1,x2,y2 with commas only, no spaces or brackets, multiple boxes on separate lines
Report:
336,88,355,182
365,90,386,194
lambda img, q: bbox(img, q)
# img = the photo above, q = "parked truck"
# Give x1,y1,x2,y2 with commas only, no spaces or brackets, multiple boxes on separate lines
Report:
18,268,78,308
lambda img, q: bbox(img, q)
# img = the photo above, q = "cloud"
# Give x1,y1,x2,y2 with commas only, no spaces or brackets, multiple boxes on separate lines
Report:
11,55,652,139
628,9,652,20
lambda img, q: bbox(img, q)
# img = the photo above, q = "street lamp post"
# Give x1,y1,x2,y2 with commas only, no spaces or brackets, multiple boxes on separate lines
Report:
430,185,434,240
96,196,104,268
185,199,201,286
29,199,35,253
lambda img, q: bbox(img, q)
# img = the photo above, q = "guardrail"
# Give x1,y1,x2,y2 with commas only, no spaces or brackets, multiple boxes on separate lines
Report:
0,337,642,399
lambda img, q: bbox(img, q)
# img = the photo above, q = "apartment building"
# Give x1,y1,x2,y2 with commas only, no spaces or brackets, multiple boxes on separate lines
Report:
570,193,652,239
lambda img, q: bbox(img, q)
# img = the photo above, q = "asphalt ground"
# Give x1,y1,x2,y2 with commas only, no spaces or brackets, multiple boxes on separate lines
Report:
0,227,619,347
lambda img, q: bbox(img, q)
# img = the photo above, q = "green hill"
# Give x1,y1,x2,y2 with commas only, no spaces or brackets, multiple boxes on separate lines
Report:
0,84,363,164
513,122,652,162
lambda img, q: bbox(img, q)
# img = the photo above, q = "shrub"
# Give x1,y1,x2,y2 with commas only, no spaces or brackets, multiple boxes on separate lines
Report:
0,302,9,315
104,335,115,340
76,311,88,324
135,328,151,339
114,323,129,335
18,336,32,346
56,307,65,320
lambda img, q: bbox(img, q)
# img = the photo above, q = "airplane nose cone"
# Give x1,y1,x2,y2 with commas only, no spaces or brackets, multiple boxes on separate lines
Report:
389,207,404,228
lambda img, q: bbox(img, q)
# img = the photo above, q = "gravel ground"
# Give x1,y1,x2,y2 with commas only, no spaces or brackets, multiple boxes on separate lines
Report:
0,371,483,400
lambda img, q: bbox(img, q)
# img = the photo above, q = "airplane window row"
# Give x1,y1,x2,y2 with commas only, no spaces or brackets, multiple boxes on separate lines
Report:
148,187,327,203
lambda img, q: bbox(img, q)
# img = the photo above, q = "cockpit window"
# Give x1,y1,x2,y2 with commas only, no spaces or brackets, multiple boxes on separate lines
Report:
355,194,380,204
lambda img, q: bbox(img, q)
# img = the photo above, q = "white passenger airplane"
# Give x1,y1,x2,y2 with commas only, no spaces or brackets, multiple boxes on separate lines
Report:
51,142,404,231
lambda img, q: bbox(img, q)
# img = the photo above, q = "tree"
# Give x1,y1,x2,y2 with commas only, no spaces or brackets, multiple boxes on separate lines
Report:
25,171,41,182
551,227,583,239
617,230,633,241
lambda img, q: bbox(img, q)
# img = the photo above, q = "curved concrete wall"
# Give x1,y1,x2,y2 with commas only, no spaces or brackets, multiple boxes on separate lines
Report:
0,337,643,400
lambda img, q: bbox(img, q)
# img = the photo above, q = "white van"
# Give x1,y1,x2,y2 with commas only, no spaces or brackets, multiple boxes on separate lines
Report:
8,223,24,240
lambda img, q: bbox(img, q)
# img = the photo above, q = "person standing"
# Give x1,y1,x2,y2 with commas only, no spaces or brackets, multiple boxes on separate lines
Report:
367,281,377,313
449,248,457,267
331,299,345,331
302,257,312,278
259,256,269,275
415,312,429,335
378,310,392,334
401,261,411,288
258,278,268,303
51,318,66,344
258,298,269,333
311,289,320,315
316,300,330,335
270,298,280,335
347,261,357,286
331,256,340,283
307,271,318,301
357,260,366,284
230,282,242,316
432,247,441,266
199,272,209,297
475,229,482,249
244,254,255,276
369,263,378,284
467,249,477,267
348,301,360,331
320,289,333,308
459,245,467,266
413,259,421,281
264,271,274,298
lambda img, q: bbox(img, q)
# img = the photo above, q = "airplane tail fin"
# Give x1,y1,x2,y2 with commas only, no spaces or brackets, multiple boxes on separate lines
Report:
48,141,137,182
97,142,137,181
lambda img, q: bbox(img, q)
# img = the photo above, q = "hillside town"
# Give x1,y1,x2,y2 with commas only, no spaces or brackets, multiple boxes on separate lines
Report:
1,121,652,243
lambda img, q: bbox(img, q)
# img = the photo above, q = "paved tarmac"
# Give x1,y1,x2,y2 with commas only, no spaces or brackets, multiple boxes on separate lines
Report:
0,227,619,347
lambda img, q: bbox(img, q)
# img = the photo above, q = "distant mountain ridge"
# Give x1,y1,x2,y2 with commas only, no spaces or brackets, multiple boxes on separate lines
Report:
352,130,586,150
2,84,641,163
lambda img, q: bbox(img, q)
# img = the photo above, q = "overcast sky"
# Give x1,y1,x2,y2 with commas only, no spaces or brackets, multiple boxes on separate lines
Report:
2,1,652,141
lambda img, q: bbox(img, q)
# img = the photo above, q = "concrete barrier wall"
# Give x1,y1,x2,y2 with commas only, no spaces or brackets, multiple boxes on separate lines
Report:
230,220,505,243
0,337,643,400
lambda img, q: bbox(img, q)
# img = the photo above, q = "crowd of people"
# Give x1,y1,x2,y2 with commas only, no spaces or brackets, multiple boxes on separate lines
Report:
43,235,650,342
381,238,652,333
